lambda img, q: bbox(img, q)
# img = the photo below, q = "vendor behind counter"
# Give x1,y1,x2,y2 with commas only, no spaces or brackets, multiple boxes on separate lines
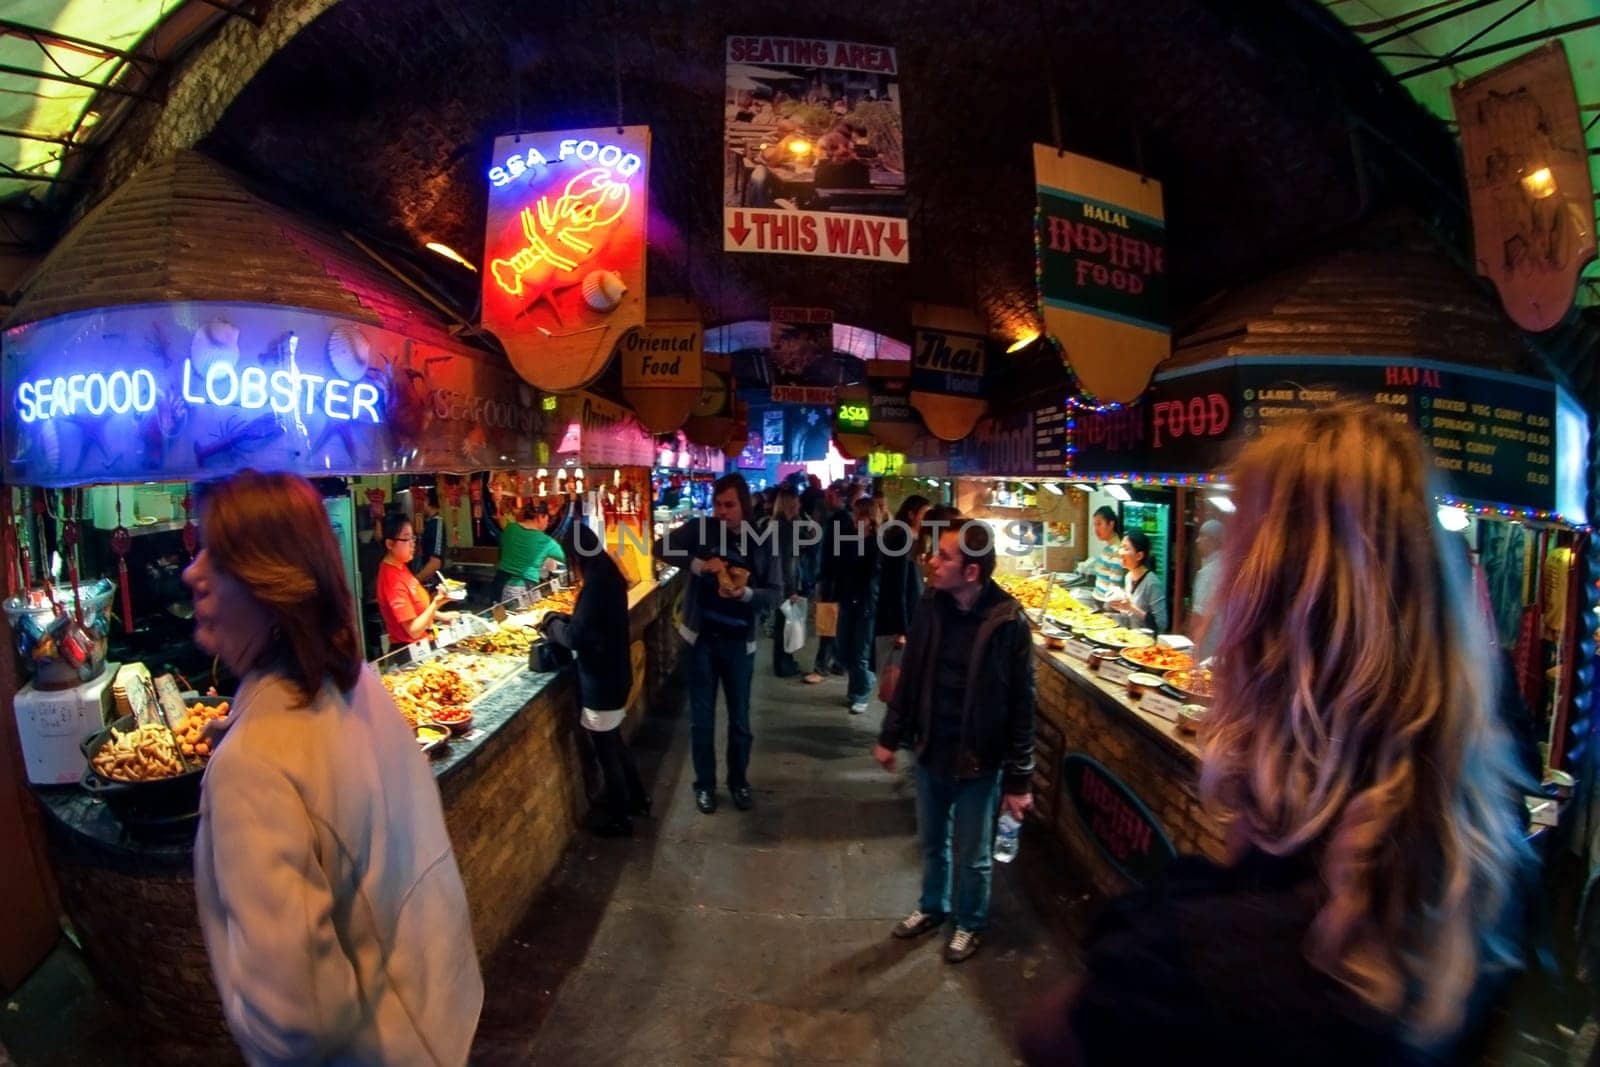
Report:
493,502,567,601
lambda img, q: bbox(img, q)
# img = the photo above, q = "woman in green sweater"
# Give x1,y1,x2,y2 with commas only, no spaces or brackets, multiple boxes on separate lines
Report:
494,502,567,602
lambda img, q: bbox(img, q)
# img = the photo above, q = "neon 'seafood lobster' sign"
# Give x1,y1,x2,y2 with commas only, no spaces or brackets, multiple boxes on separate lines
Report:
15,359,382,424
489,167,632,297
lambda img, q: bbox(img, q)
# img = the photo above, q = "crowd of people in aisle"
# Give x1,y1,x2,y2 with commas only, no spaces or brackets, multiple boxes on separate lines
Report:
173,401,1537,1065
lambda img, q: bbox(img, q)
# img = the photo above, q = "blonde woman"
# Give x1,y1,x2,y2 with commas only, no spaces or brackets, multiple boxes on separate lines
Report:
1019,404,1529,1064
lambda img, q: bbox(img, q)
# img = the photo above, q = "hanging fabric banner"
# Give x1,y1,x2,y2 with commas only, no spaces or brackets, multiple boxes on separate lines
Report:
482,126,651,392
909,304,987,442
768,306,837,403
1452,42,1597,333
1034,147,1169,404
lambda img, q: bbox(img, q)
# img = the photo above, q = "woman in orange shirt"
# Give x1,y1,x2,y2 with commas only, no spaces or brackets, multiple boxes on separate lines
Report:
377,513,455,647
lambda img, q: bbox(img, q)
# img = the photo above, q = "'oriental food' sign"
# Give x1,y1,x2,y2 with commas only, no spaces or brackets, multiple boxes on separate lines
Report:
483,127,651,393
1035,147,1169,404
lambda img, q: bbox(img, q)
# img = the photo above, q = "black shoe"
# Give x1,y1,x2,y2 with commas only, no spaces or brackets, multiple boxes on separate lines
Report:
695,789,717,814
828,664,848,676
633,795,653,818
591,817,633,838
730,784,753,810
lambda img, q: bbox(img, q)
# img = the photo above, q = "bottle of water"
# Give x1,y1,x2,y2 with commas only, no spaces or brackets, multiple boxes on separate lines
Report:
994,812,1022,863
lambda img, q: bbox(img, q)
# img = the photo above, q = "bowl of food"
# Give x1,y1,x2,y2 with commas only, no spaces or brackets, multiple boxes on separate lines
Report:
1177,704,1209,734
428,706,474,734
1126,672,1165,698
415,723,451,755
79,714,205,823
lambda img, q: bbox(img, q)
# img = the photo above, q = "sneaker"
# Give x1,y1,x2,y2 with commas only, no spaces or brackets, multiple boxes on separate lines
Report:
891,909,945,940
849,701,868,715
802,672,826,684
944,928,981,963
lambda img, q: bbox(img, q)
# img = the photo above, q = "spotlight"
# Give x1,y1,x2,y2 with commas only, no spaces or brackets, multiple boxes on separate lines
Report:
1007,330,1040,354
1436,505,1470,532
425,242,478,272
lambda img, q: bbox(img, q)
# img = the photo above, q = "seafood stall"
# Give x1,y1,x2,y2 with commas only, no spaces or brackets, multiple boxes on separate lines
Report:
0,169,688,1052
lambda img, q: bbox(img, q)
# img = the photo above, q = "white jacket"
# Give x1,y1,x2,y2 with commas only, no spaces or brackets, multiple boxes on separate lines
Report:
195,666,483,1066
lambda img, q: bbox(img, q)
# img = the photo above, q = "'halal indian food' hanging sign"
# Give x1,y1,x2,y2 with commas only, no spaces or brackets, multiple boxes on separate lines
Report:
483,127,651,392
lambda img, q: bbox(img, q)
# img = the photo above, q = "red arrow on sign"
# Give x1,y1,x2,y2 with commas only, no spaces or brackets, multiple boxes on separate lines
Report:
728,211,752,246
884,221,907,257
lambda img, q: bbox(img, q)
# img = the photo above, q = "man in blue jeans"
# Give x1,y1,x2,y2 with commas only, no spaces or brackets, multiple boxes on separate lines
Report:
873,519,1035,963
657,473,780,815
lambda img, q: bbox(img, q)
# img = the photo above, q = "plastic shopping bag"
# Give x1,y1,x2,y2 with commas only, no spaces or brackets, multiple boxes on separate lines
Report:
780,596,808,654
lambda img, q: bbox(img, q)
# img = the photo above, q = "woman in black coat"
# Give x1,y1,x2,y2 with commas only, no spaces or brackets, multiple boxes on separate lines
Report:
539,520,649,837
873,494,929,705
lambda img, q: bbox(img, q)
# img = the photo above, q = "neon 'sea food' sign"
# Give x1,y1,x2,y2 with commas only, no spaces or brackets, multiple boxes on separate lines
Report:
16,360,382,424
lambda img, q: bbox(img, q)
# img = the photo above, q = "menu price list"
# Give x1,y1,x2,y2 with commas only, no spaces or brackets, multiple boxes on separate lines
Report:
1238,362,1556,511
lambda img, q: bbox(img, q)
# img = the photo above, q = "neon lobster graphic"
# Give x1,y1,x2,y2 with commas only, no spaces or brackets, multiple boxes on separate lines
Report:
489,167,632,297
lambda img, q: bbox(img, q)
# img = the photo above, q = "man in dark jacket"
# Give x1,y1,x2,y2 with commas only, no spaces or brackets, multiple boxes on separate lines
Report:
873,519,1035,963
655,473,780,814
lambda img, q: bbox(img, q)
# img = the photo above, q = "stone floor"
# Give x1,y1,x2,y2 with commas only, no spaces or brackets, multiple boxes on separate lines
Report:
469,646,1083,1065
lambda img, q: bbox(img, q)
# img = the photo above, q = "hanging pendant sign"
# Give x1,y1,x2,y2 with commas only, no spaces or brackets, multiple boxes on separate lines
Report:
910,304,988,442
1035,147,1169,404
618,300,703,433
867,359,920,452
683,355,737,447
833,382,874,460
482,126,651,392
1451,42,1597,333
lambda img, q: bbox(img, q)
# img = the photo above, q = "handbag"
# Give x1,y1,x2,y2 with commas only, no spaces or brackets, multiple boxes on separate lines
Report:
814,600,840,638
877,642,903,702
530,639,573,673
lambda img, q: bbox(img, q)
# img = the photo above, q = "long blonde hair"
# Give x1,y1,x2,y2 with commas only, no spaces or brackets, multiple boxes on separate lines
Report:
1199,403,1527,1041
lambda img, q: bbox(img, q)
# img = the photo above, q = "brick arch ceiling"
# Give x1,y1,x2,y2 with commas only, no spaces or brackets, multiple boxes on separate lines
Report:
91,1,1425,348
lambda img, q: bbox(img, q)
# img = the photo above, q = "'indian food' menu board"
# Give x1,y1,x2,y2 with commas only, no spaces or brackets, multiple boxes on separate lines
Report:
1071,356,1572,514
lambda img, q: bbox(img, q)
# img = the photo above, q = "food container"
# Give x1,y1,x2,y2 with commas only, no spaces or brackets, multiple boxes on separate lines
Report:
1126,672,1165,698
1177,704,1208,734
428,707,474,734
1041,627,1068,651
5,579,116,689
416,723,450,755
79,714,204,828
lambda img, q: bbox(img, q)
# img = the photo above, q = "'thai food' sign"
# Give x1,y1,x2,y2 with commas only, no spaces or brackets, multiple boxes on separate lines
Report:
483,127,651,393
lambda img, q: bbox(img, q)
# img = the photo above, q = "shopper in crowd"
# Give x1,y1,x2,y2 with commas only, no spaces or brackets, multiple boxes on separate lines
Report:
409,485,447,593
185,470,482,1066
1018,403,1531,1064
835,496,882,714
378,512,456,647
874,494,930,707
1188,517,1225,657
768,486,805,679
656,472,780,814
1075,505,1126,601
1104,530,1166,634
805,483,851,683
541,520,648,837
493,500,566,603
874,519,1036,964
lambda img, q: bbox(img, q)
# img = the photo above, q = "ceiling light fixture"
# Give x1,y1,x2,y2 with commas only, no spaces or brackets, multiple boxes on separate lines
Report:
1519,167,1557,200
426,242,479,272
1103,483,1131,502
1043,483,1064,495
1006,330,1040,354
1208,493,1235,514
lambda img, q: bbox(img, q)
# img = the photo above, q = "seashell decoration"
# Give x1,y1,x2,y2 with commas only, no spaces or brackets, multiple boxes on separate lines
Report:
190,318,241,374
581,269,627,313
327,324,372,382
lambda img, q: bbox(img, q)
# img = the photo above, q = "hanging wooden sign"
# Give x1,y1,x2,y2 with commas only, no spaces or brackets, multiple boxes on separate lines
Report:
910,304,988,442
482,127,651,392
1035,147,1169,403
683,356,736,447
867,359,921,452
1452,42,1597,333
618,301,703,433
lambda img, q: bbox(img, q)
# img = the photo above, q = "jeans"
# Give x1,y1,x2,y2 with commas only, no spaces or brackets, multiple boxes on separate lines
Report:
687,634,755,792
914,764,1003,931
586,725,646,824
837,601,876,704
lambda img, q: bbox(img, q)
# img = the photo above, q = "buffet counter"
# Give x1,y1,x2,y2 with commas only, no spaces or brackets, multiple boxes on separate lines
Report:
29,567,685,1060
1028,636,1227,897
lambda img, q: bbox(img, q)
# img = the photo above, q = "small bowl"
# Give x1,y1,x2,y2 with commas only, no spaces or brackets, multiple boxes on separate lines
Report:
1177,704,1208,734
1126,672,1164,697
429,708,474,734
415,723,451,755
